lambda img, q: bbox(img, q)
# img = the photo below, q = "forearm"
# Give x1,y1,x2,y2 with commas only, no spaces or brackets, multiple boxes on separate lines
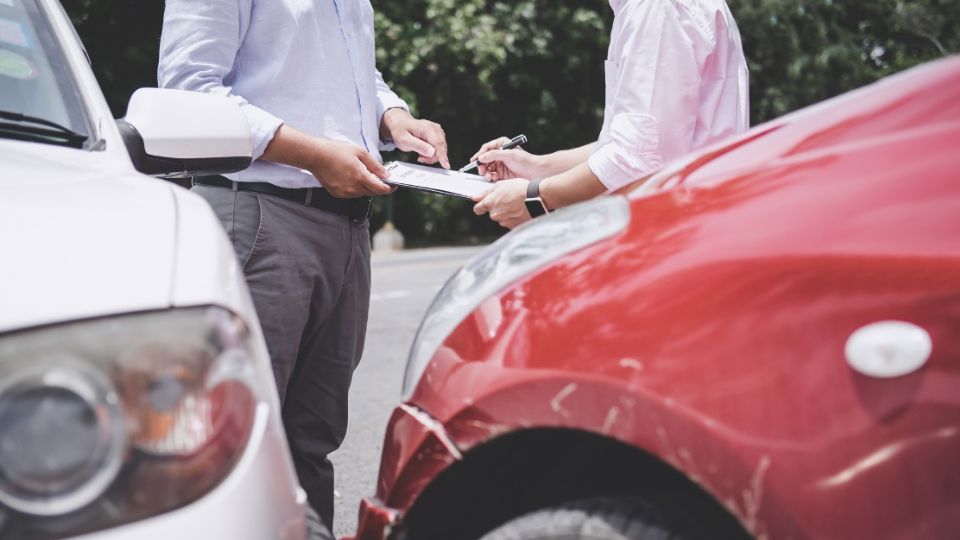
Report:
540,143,596,176
539,161,608,210
261,125,326,170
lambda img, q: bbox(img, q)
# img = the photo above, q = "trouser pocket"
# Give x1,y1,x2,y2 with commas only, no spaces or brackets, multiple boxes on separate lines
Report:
191,186,263,269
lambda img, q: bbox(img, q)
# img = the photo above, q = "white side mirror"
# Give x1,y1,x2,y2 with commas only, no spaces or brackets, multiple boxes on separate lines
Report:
118,88,253,178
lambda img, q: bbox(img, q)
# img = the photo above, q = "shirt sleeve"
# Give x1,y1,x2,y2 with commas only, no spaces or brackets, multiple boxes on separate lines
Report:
374,69,409,152
588,1,701,190
157,0,283,160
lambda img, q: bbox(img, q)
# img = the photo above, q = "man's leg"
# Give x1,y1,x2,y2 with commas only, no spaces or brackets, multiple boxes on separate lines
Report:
194,183,370,527
190,185,314,403
282,217,371,530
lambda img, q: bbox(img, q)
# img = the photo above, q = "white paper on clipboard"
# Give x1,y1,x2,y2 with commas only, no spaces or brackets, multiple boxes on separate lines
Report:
385,162,493,199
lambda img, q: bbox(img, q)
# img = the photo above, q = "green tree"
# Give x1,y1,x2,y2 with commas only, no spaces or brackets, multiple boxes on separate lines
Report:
731,0,959,122
64,0,163,116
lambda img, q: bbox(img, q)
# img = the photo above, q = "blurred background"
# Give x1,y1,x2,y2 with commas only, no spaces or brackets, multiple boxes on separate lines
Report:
63,0,956,247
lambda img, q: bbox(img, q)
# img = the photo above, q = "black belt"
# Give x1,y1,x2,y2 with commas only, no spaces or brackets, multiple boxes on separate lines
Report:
193,176,372,222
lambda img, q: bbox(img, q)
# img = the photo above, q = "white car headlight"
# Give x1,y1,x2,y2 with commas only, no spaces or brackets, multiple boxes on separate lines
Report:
402,196,631,399
0,307,261,539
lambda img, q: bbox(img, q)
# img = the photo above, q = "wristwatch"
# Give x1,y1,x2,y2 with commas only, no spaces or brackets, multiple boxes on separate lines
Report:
525,178,549,218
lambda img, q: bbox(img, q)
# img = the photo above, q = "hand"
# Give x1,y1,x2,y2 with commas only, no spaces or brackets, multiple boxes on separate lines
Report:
471,137,545,181
309,140,393,198
472,178,532,229
380,109,450,169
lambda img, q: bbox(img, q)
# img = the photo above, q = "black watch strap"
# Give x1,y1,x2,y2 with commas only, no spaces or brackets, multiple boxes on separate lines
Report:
527,177,543,199
525,178,548,217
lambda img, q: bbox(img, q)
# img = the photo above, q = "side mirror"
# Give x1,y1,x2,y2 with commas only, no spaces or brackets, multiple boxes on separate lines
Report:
118,88,253,178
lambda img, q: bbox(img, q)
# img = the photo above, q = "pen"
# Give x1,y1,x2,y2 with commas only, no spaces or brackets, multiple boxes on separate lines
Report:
458,134,529,173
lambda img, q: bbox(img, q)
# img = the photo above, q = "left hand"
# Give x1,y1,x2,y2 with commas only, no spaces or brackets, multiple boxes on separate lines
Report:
380,108,450,169
472,178,532,229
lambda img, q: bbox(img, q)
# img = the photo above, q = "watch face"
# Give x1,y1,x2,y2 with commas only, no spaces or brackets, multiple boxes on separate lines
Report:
525,198,547,217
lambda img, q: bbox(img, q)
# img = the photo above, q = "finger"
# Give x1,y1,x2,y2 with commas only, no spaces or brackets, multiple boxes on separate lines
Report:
399,134,437,161
432,129,450,169
363,173,394,196
486,137,510,151
357,151,387,179
495,162,508,181
473,189,497,214
471,187,494,203
418,123,449,169
471,137,510,162
479,149,518,166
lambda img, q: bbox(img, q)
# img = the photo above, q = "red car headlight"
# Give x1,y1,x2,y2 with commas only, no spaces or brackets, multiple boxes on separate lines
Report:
404,196,631,399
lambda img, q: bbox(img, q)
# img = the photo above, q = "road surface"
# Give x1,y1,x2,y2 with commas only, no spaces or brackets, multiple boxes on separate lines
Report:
331,246,483,538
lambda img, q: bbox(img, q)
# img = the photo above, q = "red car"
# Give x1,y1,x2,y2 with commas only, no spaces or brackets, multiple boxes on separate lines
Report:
351,58,960,540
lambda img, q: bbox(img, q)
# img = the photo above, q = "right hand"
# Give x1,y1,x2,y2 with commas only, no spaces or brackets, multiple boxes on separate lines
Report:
309,140,393,198
471,137,545,181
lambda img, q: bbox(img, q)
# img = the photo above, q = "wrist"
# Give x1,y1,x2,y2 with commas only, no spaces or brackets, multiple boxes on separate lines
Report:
309,137,339,170
534,153,560,177
525,177,550,217
538,177,556,211
380,108,411,141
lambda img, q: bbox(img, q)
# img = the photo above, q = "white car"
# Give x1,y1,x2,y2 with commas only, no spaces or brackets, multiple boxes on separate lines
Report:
0,0,316,538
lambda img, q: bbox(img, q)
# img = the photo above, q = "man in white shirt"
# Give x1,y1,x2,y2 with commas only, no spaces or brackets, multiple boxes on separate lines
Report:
473,0,749,228
158,0,448,529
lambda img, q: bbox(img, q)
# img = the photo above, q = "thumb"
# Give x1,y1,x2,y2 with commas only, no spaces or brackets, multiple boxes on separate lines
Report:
357,151,387,179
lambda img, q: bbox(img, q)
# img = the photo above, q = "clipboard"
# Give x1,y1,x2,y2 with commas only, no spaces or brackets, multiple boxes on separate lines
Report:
384,162,493,200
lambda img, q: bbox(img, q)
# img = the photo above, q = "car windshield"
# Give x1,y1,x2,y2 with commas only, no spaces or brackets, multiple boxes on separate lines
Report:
0,0,91,147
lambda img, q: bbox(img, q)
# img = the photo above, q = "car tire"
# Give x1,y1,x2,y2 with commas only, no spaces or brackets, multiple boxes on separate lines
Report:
306,505,334,540
477,497,706,540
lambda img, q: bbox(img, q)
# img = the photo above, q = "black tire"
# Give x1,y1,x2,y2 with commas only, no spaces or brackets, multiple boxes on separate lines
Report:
477,497,709,540
306,505,334,540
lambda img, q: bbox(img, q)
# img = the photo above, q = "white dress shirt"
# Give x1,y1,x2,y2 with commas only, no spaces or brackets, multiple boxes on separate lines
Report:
158,0,408,189
589,0,750,190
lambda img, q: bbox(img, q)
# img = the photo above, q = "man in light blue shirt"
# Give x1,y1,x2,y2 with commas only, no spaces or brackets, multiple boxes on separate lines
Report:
158,0,449,529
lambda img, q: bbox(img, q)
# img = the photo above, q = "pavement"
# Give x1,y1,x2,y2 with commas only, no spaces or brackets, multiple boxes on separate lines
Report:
330,246,485,538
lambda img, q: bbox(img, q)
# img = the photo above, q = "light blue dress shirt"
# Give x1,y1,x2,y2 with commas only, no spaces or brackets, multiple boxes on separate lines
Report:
158,0,408,188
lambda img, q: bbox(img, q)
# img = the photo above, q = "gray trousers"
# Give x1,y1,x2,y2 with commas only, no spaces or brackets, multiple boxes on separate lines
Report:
193,185,370,530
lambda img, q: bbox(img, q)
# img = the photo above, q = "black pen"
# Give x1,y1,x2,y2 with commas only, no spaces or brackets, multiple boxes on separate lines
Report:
458,134,529,173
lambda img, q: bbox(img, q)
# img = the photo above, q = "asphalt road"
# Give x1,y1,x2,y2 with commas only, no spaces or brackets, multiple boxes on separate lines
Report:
330,246,484,538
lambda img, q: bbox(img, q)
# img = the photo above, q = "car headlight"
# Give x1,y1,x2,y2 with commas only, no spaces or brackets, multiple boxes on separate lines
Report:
402,196,631,399
0,307,260,539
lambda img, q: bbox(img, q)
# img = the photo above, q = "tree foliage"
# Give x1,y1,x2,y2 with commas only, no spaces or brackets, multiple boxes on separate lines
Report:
62,0,956,246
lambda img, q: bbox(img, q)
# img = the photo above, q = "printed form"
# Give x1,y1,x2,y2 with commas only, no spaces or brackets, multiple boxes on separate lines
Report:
385,162,493,199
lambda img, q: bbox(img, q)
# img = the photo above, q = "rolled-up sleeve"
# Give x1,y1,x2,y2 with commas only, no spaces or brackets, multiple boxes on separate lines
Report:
158,0,283,160
589,2,701,190
374,69,408,151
